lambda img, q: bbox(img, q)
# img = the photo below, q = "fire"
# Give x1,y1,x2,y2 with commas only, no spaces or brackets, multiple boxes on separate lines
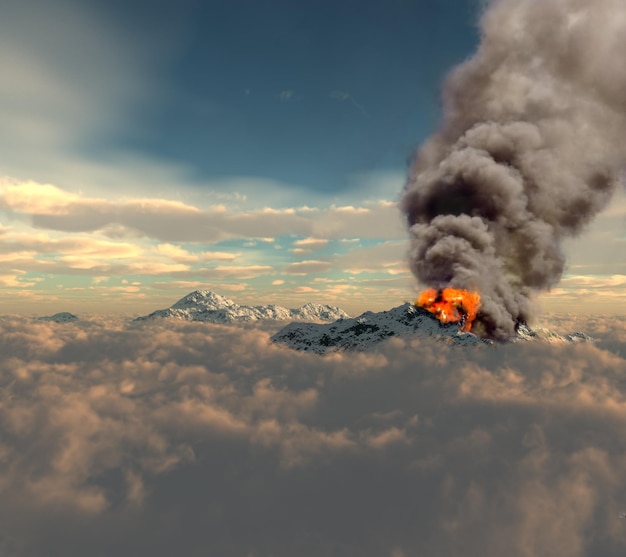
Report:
416,288,481,332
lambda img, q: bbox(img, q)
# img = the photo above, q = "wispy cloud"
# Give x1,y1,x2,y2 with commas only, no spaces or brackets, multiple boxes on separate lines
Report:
330,90,368,117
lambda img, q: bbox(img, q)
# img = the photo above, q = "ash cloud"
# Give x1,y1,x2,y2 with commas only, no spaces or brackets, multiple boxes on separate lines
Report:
401,0,626,338
1,317,626,555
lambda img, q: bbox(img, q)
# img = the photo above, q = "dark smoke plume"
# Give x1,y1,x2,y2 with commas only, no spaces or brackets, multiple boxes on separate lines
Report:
401,0,626,338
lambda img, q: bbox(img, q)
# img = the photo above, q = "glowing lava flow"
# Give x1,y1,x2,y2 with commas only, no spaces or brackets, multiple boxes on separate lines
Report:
416,288,481,332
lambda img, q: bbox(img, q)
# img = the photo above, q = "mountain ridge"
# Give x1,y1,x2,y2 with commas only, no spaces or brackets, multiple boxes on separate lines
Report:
134,289,350,324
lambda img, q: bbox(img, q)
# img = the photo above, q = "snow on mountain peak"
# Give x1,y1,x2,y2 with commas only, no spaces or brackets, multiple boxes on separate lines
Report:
171,290,236,311
134,291,350,324
291,302,350,321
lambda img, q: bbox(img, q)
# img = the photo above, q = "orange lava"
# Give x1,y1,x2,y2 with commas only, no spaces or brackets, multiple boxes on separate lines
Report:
416,288,481,332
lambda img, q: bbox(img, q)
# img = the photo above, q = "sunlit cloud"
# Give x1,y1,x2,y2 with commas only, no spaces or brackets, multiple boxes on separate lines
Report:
291,237,329,253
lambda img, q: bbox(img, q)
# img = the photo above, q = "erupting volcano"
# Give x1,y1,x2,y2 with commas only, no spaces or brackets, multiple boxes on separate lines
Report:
400,0,626,339
416,288,480,332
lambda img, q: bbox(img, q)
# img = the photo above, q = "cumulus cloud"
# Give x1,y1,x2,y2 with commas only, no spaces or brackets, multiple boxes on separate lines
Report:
0,316,626,556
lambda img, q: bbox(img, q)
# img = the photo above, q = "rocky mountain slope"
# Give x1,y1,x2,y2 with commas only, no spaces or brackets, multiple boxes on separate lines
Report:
271,303,592,354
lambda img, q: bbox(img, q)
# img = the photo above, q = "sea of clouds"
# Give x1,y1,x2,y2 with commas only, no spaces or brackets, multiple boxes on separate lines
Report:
0,316,625,557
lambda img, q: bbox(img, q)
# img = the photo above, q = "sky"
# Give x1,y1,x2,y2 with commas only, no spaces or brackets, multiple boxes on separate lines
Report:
0,0,624,317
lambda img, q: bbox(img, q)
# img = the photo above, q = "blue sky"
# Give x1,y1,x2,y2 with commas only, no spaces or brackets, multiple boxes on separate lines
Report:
0,0,624,315
17,0,479,198
103,0,479,195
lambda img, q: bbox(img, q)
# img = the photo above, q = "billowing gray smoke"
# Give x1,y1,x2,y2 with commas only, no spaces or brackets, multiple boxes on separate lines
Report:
401,0,626,339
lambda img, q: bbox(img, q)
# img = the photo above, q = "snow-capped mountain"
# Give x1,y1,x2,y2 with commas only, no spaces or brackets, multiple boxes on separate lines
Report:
170,290,236,311
271,303,593,354
38,312,79,323
513,322,593,343
271,303,489,353
134,290,350,324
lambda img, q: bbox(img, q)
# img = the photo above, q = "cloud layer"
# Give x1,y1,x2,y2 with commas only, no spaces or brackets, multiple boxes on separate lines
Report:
1,317,625,556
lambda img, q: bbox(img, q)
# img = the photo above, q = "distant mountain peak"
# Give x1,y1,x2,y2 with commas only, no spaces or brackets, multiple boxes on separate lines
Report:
514,321,593,343
38,312,79,323
171,290,236,311
134,290,350,324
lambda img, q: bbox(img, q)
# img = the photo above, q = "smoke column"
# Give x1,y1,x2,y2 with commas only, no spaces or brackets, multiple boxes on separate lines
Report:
401,0,626,338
